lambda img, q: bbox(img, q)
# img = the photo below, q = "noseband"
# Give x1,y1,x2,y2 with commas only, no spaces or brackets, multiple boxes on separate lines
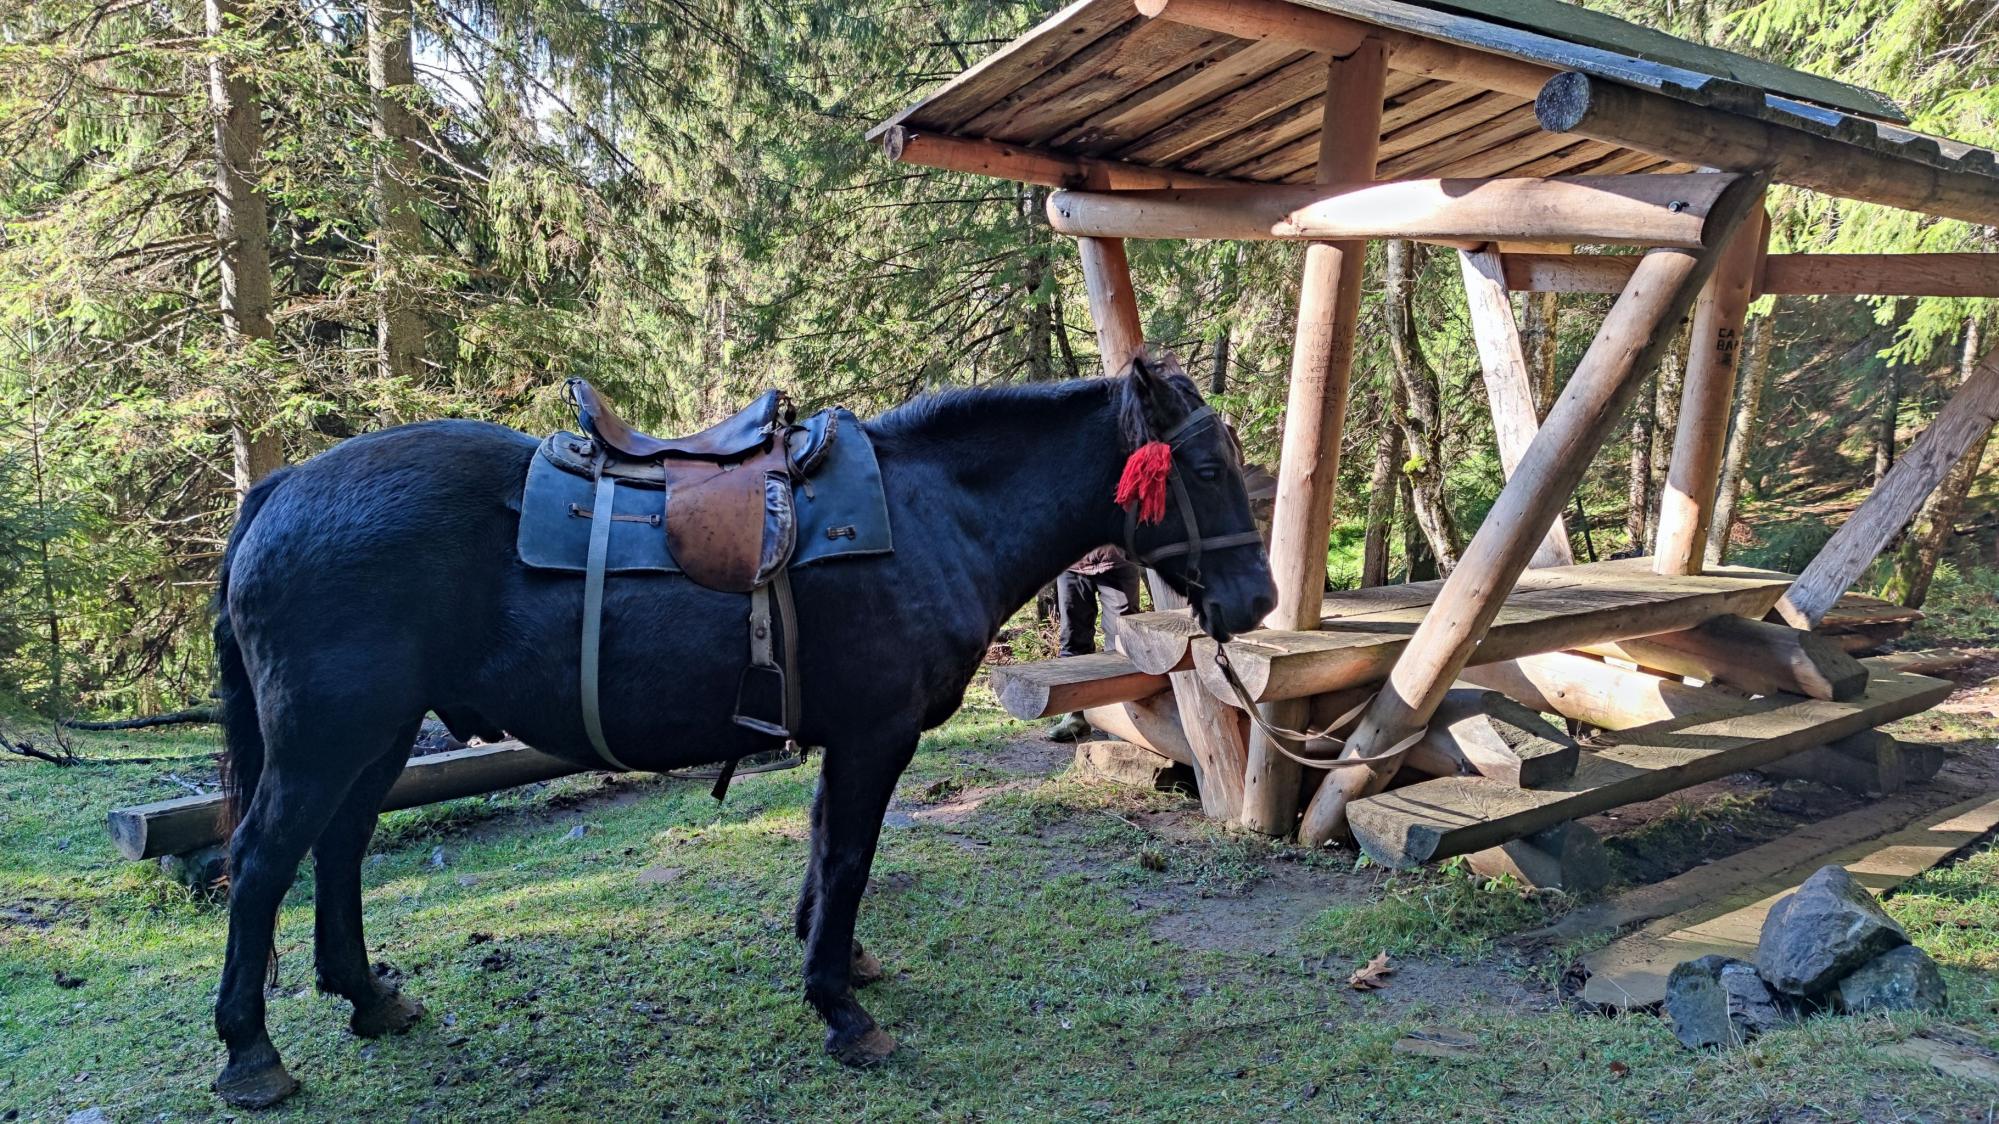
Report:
1119,405,1264,588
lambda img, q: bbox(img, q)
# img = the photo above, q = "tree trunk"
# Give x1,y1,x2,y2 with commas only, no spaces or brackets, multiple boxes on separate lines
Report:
1887,319,1992,607
1706,306,1777,565
1384,239,1461,571
1875,361,1901,484
1051,281,1080,379
369,0,426,392
207,0,283,496
1520,288,1559,416
1208,244,1243,395
1645,328,1687,551
1401,472,1437,581
1626,375,1654,552
1361,379,1405,587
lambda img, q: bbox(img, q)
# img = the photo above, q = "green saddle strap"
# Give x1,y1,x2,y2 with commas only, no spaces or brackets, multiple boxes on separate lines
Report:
581,472,635,771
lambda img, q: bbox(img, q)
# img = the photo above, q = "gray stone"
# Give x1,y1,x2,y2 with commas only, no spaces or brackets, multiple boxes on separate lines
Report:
66,1109,110,1124
1755,865,1908,997
1838,944,1949,1015
1665,955,1792,1049
157,844,227,894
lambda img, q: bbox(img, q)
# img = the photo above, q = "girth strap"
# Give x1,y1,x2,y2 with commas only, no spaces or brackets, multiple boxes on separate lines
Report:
580,471,635,771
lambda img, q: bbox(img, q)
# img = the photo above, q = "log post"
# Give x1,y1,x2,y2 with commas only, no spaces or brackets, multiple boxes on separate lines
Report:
1297,172,1769,847
1458,244,1573,566
1075,234,1249,820
1653,201,1769,574
1242,38,1387,837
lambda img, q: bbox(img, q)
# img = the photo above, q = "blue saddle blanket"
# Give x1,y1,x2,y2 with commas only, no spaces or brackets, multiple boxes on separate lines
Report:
517,408,893,575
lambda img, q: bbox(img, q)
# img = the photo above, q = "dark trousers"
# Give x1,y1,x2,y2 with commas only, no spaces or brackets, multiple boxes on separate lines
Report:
1057,563,1143,658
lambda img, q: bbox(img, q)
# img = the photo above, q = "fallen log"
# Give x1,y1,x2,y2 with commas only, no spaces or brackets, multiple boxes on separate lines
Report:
107,741,583,861
63,706,218,731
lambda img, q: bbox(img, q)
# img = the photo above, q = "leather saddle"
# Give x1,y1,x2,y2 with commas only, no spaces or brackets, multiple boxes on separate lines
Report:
551,378,844,770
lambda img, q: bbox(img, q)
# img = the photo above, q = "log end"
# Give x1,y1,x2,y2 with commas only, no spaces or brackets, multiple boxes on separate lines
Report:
991,671,1055,721
880,125,910,161
106,808,150,862
1533,71,1595,135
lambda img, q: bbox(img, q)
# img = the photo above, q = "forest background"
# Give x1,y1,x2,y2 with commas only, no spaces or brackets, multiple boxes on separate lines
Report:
1,0,1994,719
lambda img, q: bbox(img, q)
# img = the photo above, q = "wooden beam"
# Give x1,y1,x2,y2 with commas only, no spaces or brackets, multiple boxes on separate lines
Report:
1655,201,1768,574
107,742,583,861
1536,72,1999,228
1460,650,1726,730
992,652,1169,719
1244,39,1386,837
1504,252,1999,297
1083,692,1197,766
1759,730,1942,795
1074,234,1251,821
1046,174,1738,246
1346,664,1955,868
878,126,1239,191
1578,614,1867,702
1457,244,1573,566
1777,347,1999,627
1113,609,1202,673
1136,0,1556,100
1297,173,1768,847
1196,561,1790,704
1425,686,1579,787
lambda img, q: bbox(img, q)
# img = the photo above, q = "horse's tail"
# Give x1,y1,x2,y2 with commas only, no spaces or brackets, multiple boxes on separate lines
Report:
215,468,290,838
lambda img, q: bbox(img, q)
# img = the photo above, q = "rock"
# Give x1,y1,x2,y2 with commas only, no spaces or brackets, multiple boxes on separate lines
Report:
158,844,228,894
1838,944,1948,1015
1767,778,1849,818
66,1109,109,1124
1466,822,1610,895
563,824,589,841
1664,955,1791,1049
1072,740,1192,791
429,846,448,869
1755,865,1908,997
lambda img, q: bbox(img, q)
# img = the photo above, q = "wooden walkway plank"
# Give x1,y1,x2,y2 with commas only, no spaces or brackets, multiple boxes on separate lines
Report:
1346,664,1956,868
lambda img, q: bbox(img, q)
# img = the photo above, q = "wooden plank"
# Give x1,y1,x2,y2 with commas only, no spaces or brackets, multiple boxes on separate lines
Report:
1376,90,1526,161
106,742,584,861
1054,39,1309,154
1299,177,1767,847
1460,650,1726,730
1458,244,1572,566
962,19,1235,146
1374,103,1543,178
1655,200,1767,574
990,652,1168,719
1579,614,1868,701
1538,72,1999,229
1046,173,1740,246
1427,127,1584,178
1115,53,1330,165
1243,40,1386,837
1506,252,1999,297
1578,788,1999,1009
869,0,1135,138
879,127,1242,190
1778,348,1999,626
1346,665,1957,868
1195,560,1793,704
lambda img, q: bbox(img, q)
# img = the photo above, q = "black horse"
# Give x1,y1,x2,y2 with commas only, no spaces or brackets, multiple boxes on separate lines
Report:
208,355,1275,1107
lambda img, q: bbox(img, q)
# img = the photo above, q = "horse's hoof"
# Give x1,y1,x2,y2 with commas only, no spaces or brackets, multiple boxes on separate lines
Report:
350,990,425,1038
851,943,886,987
827,1023,898,1068
215,1054,300,1109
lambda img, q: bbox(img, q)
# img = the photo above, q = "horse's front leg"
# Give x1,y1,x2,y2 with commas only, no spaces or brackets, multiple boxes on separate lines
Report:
800,728,916,1066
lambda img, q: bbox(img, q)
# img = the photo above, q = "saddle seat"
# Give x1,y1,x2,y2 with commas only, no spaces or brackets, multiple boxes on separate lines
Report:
570,379,788,463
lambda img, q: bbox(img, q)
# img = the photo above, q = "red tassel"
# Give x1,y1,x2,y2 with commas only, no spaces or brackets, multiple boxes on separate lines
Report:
1115,441,1173,525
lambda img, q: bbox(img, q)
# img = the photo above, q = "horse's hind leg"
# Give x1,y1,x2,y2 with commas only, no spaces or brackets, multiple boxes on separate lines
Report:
312,721,425,1038
801,729,916,1066
214,759,354,1107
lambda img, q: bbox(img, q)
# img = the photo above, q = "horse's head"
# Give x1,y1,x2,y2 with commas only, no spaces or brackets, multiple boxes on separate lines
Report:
1114,353,1277,643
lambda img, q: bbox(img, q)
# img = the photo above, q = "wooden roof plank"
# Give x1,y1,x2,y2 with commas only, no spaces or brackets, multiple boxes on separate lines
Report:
1427,125,1580,177
1114,53,1332,164
1377,102,1544,177
1048,38,1307,152
961,19,1236,145
1377,90,1526,160
869,0,1136,138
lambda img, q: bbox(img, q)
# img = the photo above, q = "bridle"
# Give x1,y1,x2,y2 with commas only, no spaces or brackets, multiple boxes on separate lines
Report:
1122,402,1429,775
1119,404,1263,588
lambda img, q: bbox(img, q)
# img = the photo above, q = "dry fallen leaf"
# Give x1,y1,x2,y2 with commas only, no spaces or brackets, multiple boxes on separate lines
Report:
1607,1060,1630,1079
1347,951,1394,990
1393,1027,1479,1060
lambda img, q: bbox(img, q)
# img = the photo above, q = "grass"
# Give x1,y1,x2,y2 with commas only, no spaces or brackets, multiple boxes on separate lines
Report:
7,681,1999,1121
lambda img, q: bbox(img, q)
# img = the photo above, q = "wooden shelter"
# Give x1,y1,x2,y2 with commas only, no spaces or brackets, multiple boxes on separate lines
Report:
869,0,1999,866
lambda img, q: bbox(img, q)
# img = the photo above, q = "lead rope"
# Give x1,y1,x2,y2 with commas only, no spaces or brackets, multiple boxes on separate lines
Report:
1212,647,1428,770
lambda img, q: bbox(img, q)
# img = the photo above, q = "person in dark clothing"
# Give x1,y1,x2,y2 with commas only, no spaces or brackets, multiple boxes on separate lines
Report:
1047,545,1143,742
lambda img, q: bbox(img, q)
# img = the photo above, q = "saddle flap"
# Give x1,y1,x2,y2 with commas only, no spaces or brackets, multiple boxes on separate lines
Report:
664,464,797,593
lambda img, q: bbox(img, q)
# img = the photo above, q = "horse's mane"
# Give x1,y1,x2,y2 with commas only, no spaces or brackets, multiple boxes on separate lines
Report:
865,363,1195,451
